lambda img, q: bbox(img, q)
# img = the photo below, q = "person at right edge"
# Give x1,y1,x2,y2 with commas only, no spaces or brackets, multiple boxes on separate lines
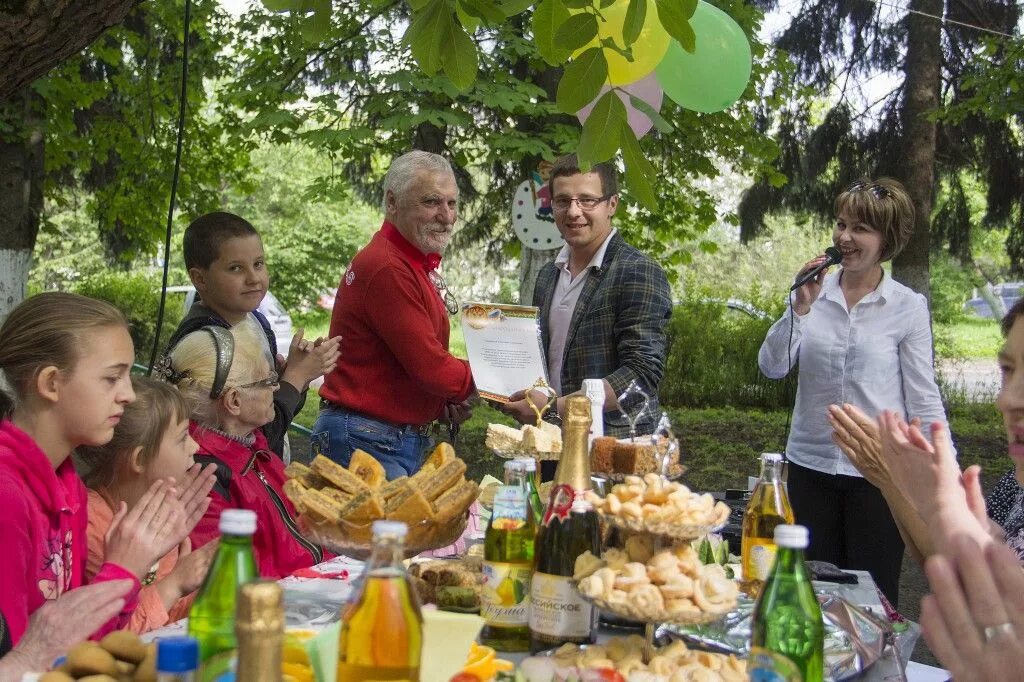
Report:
757,177,950,608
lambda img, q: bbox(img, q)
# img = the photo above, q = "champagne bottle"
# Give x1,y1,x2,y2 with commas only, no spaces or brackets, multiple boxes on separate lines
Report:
750,524,824,681
529,395,601,653
481,460,536,651
235,581,284,682
188,509,258,682
742,453,795,591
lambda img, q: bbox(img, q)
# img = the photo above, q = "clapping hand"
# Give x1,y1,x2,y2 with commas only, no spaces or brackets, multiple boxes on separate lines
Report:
313,335,342,376
829,403,920,492
281,328,337,388
157,538,219,605
921,536,1024,681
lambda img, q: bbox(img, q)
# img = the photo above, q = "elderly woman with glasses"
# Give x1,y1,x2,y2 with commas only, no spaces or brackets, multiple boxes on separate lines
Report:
164,318,329,578
757,177,949,607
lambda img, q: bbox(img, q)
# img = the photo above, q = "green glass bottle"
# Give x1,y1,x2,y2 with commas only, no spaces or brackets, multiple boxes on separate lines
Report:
514,457,544,525
749,524,824,682
188,509,259,682
481,460,537,651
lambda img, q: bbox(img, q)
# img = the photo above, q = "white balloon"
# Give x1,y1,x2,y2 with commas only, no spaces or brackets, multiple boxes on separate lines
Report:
511,179,564,250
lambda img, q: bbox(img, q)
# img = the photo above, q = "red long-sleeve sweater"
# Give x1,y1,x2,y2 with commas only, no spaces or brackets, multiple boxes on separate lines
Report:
320,222,473,426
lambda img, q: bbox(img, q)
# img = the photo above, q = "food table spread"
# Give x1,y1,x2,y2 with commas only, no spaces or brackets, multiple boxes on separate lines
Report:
141,555,948,682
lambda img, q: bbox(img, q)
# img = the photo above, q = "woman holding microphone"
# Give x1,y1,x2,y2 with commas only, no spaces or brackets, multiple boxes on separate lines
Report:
757,177,949,606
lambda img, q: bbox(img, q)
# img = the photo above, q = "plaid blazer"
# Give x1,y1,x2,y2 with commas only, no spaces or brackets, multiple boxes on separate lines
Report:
533,232,672,437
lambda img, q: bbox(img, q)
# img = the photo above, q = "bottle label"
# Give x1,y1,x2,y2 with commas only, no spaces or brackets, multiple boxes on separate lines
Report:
492,485,527,522
748,647,804,681
529,571,594,638
481,561,531,626
542,484,575,526
752,543,779,581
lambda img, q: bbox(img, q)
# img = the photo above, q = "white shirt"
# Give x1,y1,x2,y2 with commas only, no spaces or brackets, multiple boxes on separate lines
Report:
758,269,950,477
546,229,617,394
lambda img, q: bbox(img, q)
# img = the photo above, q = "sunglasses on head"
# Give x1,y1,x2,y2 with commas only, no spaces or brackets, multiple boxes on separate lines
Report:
235,370,279,390
845,180,892,199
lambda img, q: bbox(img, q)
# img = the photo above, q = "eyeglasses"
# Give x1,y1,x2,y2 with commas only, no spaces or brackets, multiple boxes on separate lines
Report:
235,371,279,391
845,180,892,199
427,270,460,316
551,195,613,211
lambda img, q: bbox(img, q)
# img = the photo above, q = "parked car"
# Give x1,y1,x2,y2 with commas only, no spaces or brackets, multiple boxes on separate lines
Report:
965,282,1023,319
163,285,294,357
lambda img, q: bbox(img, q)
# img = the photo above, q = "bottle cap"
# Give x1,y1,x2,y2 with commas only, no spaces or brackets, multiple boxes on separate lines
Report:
514,457,537,472
774,524,809,548
372,520,408,538
505,459,523,473
762,453,784,463
156,636,199,673
219,509,257,535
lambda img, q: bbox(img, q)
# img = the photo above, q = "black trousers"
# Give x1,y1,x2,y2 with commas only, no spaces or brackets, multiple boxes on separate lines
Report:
787,461,905,608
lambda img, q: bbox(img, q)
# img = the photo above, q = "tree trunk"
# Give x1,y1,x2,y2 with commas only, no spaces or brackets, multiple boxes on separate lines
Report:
519,245,560,305
0,89,44,321
0,0,136,102
893,0,942,299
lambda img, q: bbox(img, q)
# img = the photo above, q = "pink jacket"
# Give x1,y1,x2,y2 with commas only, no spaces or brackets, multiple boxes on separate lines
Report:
0,421,140,644
86,491,193,633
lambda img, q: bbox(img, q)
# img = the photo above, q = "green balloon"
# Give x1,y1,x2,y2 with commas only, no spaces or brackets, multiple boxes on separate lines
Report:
655,1,752,113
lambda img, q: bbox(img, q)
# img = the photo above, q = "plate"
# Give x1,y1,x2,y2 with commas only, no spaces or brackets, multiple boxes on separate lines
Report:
299,511,469,560
598,510,726,542
593,463,688,482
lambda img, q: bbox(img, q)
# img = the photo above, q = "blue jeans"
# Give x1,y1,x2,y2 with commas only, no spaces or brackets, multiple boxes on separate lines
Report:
312,405,432,480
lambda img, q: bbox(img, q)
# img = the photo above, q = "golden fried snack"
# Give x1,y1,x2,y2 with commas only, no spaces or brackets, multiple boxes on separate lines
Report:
432,479,478,521
385,485,435,525
283,479,309,512
100,630,147,664
417,459,467,501
310,455,370,495
67,642,119,677
423,442,456,470
284,461,326,488
380,475,410,499
39,672,74,682
320,487,354,507
299,488,345,524
341,490,385,524
408,462,437,489
348,449,386,490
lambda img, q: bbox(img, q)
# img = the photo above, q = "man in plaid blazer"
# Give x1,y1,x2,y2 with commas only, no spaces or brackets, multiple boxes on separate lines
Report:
503,154,672,438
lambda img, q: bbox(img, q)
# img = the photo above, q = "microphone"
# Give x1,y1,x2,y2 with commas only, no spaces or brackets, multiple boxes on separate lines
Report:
790,246,843,291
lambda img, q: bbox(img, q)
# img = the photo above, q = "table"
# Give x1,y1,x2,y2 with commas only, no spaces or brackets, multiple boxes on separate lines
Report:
147,560,950,681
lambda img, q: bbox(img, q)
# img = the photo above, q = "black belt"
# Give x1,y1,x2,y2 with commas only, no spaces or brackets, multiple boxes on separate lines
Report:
319,399,433,436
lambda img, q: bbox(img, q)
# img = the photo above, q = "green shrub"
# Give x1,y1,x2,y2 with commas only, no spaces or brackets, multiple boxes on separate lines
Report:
660,299,797,410
74,271,183,366
930,252,976,325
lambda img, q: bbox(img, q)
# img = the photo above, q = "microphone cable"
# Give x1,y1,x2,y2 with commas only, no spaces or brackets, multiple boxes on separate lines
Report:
147,0,192,375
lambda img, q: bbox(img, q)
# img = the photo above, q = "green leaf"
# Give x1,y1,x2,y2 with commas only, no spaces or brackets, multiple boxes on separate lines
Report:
627,93,673,133
441,19,479,90
622,0,646,48
460,0,506,23
655,0,697,52
578,90,625,166
699,240,719,254
533,0,573,65
299,0,332,43
455,1,481,32
260,0,299,11
499,0,535,15
599,0,617,7
556,47,608,113
620,119,657,209
407,0,432,8
554,12,599,53
563,0,597,7
406,0,447,75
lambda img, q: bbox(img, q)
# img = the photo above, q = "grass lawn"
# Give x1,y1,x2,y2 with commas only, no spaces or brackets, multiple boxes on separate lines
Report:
935,316,1003,360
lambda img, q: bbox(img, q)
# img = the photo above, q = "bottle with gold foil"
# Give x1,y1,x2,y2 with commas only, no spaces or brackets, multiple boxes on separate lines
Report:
235,581,284,682
529,395,601,653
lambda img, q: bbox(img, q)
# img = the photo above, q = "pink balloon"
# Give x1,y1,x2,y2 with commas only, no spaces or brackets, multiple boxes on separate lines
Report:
577,72,664,139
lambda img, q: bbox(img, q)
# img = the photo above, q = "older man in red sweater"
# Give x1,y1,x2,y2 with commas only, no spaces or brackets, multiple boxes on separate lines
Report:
314,151,475,479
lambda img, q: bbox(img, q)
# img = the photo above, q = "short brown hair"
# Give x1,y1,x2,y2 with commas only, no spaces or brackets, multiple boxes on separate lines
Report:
0,293,128,418
183,212,260,270
834,177,914,262
1002,297,1024,337
549,154,619,197
76,376,191,490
